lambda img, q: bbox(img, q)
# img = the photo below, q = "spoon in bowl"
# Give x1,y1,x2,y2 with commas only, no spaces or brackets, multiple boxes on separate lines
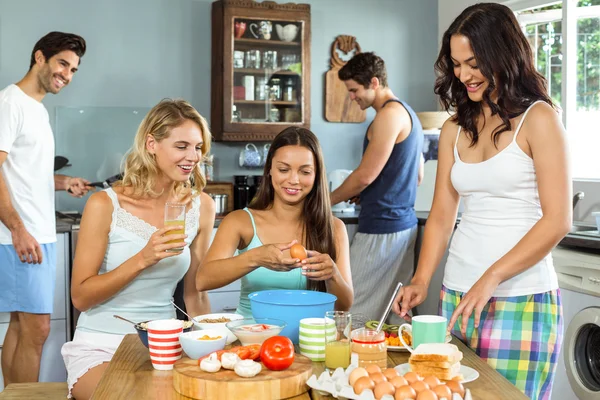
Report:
170,300,195,323
113,314,139,326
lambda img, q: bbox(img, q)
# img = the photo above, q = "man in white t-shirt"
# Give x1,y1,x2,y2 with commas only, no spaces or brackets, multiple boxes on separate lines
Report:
0,31,91,385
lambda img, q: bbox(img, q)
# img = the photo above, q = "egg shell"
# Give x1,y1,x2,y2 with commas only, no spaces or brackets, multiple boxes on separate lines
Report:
410,380,430,393
432,384,453,399
349,367,370,386
354,375,375,395
374,381,396,399
389,375,409,388
370,372,388,384
366,364,383,375
423,376,441,387
395,385,417,400
383,368,400,380
403,371,422,384
445,380,465,397
416,389,439,400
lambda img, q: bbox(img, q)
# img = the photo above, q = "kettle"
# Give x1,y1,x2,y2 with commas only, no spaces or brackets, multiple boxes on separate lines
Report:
328,169,355,212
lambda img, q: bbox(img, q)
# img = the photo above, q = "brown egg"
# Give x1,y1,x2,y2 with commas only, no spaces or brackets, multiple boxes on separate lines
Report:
374,381,396,399
390,375,409,388
403,371,422,384
366,364,383,375
432,384,453,399
445,380,466,397
349,367,369,386
395,384,417,400
353,376,375,395
416,389,439,400
370,372,388,384
410,380,430,393
383,368,400,380
423,376,441,388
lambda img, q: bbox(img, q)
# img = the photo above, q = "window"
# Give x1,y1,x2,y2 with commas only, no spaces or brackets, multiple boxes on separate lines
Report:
516,0,600,179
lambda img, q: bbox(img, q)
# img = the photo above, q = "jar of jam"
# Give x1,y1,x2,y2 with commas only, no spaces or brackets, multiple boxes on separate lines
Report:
351,328,387,369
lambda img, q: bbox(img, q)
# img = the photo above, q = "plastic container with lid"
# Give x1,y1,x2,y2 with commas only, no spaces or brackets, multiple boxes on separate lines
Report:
351,327,387,369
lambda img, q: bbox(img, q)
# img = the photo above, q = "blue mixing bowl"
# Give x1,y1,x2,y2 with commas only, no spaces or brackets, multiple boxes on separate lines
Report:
249,290,337,343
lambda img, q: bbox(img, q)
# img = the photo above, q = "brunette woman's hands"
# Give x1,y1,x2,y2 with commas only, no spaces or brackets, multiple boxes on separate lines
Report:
300,250,337,281
138,225,188,268
447,273,500,339
392,281,429,321
252,240,300,272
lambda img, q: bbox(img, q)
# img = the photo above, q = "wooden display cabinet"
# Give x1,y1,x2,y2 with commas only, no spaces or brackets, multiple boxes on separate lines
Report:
211,0,311,141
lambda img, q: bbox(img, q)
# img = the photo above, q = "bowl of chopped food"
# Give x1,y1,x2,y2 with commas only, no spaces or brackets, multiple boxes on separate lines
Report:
192,313,244,344
179,329,227,360
134,319,194,348
225,318,286,346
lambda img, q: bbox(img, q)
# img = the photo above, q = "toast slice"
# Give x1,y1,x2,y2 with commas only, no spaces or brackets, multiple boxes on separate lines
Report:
409,361,461,381
408,360,454,369
409,343,463,364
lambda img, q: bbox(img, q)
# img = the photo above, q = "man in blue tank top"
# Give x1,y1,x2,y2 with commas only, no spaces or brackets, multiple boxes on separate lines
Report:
331,52,424,323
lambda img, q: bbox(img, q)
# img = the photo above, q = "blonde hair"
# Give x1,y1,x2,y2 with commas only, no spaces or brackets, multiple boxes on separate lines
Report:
117,99,212,198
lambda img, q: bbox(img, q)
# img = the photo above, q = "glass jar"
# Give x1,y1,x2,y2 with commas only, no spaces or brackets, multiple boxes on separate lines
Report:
351,328,387,369
283,78,294,102
269,78,281,101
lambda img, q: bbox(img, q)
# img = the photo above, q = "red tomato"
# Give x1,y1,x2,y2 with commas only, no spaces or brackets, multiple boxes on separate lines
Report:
290,244,308,260
260,336,295,371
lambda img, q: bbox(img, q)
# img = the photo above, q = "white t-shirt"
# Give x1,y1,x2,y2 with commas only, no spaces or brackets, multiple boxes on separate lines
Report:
0,84,56,244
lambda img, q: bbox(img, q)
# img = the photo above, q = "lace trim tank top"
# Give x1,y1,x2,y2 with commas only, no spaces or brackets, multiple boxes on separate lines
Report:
76,188,201,334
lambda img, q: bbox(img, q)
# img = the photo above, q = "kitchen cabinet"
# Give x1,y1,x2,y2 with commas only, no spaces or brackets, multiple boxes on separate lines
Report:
0,234,69,391
207,227,241,313
211,0,311,141
346,224,358,243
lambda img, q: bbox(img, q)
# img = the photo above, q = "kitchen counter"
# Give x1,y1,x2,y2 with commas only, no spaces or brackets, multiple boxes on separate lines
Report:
89,334,527,400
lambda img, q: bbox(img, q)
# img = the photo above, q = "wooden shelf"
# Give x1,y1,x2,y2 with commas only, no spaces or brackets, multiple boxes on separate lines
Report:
234,100,298,106
234,38,300,47
233,68,299,75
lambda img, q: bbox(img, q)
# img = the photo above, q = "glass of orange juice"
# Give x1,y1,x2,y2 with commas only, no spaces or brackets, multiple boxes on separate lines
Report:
324,311,352,369
164,202,186,252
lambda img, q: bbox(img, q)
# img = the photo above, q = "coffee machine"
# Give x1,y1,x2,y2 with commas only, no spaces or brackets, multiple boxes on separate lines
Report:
328,169,355,213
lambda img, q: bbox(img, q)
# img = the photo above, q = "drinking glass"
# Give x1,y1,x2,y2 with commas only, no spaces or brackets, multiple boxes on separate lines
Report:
324,311,351,369
164,202,186,252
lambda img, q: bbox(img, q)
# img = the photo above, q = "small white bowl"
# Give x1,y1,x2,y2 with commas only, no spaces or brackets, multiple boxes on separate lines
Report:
193,313,244,344
179,329,227,360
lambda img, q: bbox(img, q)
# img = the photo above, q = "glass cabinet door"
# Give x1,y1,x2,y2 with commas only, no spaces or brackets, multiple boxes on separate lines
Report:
230,18,304,126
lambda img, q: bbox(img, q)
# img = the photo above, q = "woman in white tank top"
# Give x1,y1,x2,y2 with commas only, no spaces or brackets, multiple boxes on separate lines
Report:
62,100,216,400
393,4,570,400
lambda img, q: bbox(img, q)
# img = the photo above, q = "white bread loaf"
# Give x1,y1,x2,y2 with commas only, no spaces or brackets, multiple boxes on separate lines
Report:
409,343,463,364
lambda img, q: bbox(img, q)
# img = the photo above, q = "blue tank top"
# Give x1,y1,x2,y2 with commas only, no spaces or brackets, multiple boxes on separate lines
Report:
358,99,424,234
236,208,307,317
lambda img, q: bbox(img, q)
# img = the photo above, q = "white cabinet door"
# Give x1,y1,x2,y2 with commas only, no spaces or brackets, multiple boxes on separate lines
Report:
52,233,68,320
208,291,240,313
39,319,67,383
346,224,358,243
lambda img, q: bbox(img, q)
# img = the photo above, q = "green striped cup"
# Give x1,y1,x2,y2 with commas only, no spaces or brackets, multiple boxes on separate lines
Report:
299,318,336,361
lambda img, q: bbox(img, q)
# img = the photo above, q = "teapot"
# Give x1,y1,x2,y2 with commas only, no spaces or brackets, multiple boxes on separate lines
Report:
275,24,299,42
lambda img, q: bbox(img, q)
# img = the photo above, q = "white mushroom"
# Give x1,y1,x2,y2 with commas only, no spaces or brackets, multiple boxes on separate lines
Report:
234,359,262,378
200,352,221,373
221,352,241,370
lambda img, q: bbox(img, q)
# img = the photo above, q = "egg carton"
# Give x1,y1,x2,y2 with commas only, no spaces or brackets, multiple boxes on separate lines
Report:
306,364,473,400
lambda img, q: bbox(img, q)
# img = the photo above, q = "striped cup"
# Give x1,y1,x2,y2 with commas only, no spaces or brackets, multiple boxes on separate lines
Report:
299,318,335,361
147,319,184,370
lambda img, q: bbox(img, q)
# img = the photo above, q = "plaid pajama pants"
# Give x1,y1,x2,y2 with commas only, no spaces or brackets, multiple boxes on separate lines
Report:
440,285,563,400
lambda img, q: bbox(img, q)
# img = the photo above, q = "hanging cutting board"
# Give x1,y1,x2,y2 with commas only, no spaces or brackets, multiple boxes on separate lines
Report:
325,35,366,123
172,355,313,400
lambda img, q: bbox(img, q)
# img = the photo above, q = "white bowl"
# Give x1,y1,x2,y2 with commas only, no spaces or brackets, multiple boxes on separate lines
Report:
179,329,227,360
193,313,244,344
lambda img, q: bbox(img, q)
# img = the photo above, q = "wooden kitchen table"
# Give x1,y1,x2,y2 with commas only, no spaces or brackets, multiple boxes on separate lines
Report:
92,334,527,400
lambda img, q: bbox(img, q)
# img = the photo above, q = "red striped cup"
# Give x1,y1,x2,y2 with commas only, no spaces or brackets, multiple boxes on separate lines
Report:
147,319,184,370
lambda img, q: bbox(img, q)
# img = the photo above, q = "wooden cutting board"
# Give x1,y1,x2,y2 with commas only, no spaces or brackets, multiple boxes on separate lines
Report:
172,355,313,400
325,35,366,123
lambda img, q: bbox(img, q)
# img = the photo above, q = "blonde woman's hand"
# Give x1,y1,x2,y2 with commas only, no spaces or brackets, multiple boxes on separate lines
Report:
251,240,300,272
138,225,188,268
300,250,336,281
392,282,428,321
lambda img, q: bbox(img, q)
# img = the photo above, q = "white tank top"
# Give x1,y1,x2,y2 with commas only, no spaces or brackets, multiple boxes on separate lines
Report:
443,101,558,297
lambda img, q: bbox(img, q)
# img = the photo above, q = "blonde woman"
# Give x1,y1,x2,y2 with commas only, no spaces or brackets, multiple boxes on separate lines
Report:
61,99,215,400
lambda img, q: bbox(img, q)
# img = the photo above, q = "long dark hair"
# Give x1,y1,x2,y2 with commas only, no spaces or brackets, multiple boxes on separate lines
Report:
250,127,335,292
434,3,554,146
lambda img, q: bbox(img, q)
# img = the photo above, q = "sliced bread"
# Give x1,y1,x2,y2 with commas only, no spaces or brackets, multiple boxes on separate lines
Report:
409,343,463,364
